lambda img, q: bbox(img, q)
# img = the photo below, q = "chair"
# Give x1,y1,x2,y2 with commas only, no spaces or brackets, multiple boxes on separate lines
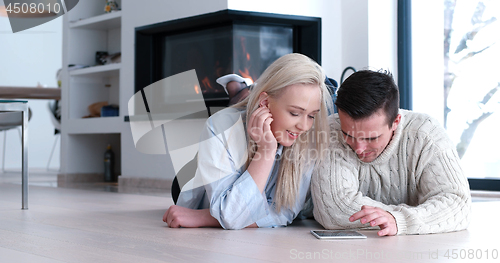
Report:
0,100,30,209
1,108,32,172
46,100,60,171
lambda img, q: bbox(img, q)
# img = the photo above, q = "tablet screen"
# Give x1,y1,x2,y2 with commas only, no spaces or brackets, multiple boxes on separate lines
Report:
310,230,367,239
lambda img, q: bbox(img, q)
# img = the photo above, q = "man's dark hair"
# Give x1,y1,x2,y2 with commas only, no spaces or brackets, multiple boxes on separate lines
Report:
335,70,399,127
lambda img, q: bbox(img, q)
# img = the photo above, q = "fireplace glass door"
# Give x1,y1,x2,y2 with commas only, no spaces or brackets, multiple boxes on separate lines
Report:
161,24,293,102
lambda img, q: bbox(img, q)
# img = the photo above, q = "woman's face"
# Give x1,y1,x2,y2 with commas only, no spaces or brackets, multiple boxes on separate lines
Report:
265,83,321,147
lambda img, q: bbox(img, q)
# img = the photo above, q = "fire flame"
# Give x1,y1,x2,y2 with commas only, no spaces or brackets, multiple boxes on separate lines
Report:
238,36,255,83
194,84,200,94
201,77,214,91
238,68,253,83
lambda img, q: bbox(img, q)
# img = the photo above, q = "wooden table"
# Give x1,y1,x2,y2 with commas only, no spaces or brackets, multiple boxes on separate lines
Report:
0,86,61,100
0,86,60,209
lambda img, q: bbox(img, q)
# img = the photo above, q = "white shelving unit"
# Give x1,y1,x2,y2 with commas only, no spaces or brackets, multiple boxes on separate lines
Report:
69,11,122,30
66,117,123,134
61,0,122,177
69,63,121,77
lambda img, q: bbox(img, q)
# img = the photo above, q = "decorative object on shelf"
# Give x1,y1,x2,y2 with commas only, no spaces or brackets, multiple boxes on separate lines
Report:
95,52,121,65
68,64,89,71
95,51,108,65
104,144,115,182
101,104,119,117
104,0,120,13
84,101,108,118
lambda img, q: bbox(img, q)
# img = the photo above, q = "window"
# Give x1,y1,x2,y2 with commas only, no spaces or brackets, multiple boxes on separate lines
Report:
444,0,500,184
410,0,500,190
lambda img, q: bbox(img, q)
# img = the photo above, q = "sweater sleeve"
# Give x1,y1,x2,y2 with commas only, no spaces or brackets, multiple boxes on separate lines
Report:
388,144,471,235
311,145,396,230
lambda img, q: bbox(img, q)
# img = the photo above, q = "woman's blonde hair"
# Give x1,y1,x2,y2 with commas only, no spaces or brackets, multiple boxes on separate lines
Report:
234,53,333,211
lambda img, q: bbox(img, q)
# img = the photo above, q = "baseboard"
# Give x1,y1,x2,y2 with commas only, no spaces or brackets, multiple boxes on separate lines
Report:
471,190,500,199
57,173,105,185
118,177,173,190
57,173,174,190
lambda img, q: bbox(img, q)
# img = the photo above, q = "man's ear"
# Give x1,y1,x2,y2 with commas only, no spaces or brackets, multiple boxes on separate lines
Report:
258,92,269,107
391,114,401,131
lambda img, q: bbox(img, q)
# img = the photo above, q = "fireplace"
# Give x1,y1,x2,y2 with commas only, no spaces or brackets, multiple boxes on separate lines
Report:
135,9,321,107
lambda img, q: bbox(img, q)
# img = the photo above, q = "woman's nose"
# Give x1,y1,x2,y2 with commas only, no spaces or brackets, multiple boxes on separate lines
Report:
296,116,310,131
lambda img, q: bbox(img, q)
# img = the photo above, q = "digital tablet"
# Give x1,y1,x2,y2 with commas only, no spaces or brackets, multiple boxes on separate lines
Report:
310,230,367,239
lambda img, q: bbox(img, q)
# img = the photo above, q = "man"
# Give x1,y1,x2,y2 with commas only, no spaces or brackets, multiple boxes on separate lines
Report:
312,70,471,236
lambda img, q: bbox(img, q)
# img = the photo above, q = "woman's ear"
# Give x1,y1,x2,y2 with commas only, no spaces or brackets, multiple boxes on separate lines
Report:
258,92,269,107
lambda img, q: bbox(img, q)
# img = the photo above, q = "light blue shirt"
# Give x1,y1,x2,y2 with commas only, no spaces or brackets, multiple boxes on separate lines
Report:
176,107,313,229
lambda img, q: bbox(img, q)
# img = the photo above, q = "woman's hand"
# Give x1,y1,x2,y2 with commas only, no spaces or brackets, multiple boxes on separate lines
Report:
163,205,221,228
247,105,277,154
246,104,279,192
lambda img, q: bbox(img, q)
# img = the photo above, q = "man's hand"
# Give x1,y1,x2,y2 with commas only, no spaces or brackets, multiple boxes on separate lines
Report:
349,205,398,236
163,205,221,228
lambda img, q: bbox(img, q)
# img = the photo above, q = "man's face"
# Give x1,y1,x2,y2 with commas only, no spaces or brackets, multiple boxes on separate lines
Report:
338,109,400,162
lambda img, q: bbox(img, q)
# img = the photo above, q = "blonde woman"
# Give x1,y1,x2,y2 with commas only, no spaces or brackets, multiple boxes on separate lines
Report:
163,53,333,229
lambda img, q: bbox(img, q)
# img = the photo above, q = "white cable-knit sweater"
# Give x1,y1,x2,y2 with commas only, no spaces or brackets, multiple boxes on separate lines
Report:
312,110,471,235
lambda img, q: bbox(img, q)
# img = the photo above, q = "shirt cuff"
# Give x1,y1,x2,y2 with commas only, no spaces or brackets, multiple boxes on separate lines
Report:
228,171,270,226
388,210,407,235
255,212,279,228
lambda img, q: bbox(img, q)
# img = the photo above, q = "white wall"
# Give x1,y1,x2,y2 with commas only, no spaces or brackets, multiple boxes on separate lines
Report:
0,1,62,170
341,0,369,77
339,0,398,83
119,0,229,179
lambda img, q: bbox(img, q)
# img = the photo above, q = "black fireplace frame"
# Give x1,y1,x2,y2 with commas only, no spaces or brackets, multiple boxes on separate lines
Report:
135,9,321,106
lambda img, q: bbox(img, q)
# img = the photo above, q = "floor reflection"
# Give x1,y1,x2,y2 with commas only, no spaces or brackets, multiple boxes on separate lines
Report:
0,169,170,198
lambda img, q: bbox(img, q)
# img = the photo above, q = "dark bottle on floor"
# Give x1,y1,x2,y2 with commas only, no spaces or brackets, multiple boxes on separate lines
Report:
104,144,115,182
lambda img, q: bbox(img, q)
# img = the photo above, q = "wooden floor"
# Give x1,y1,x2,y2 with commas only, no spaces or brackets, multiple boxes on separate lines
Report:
1,171,500,262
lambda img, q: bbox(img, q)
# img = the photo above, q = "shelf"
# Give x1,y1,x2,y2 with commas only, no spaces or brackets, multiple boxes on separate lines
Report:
70,11,122,30
70,63,121,78
66,117,124,134
62,2,124,176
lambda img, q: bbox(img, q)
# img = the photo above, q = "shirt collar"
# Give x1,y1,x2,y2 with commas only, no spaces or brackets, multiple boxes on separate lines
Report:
276,144,284,157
